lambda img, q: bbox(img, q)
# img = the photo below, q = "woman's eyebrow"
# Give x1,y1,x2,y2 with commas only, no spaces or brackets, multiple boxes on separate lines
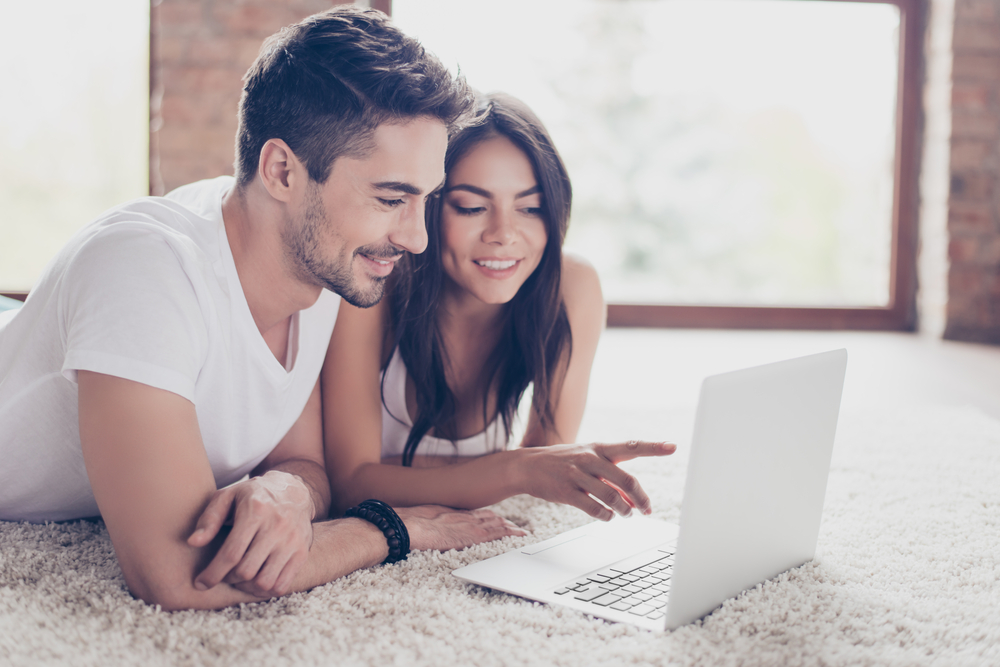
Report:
446,184,491,197
445,184,541,198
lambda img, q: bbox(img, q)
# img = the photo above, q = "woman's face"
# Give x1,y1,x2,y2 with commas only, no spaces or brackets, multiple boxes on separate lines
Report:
439,136,549,307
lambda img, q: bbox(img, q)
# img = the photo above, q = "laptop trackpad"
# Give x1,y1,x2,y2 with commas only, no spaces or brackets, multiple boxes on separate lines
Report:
526,534,634,573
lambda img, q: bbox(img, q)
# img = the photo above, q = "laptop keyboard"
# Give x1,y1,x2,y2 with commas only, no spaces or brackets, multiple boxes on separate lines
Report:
552,548,674,620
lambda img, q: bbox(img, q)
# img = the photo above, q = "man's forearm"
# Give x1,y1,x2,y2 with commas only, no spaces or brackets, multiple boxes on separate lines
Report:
161,516,389,611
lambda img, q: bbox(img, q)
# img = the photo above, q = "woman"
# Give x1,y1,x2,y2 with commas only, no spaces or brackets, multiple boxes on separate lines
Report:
322,93,674,521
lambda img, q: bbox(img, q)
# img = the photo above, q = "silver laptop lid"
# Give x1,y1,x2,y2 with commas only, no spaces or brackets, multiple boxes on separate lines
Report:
665,349,847,629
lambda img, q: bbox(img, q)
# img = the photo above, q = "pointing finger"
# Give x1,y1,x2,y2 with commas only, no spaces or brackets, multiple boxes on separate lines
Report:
596,441,676,464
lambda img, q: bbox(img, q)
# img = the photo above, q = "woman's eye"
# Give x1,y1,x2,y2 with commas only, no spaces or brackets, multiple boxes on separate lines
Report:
454,205,485,216
378,198,405,208
522,207,544,216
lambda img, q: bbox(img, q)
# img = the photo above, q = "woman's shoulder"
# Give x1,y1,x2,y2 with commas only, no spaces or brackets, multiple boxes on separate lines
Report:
560,251,606,330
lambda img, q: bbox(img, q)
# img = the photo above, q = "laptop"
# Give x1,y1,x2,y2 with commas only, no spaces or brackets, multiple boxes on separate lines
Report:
453,349,848,631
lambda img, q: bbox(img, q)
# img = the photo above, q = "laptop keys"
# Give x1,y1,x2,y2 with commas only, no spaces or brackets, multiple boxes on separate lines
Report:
609,552,665,574
589,592,624,607
551,547,674,620
573,586,610,602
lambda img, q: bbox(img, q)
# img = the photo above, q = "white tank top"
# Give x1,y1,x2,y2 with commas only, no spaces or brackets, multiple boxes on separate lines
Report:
380,348,508,459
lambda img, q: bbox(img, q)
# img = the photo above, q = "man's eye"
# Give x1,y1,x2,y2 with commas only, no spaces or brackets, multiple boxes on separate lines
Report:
378,198,405,208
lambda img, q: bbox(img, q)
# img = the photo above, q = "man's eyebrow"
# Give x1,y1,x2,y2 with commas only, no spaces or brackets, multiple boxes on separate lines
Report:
373,181,422,196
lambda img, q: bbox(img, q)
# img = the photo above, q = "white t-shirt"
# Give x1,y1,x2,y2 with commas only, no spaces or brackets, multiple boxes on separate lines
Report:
0,177,340,522
380,348,508,459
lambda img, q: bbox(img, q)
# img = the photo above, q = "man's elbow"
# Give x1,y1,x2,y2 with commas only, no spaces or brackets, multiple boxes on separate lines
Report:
123,569,227,612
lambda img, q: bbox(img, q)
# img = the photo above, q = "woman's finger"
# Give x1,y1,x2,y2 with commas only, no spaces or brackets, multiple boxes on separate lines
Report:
594,441,676,464
573,471,634,518
573,453,653,514
566,488,615,521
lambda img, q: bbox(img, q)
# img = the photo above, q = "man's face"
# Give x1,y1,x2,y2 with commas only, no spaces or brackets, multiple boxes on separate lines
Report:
282,117,448,307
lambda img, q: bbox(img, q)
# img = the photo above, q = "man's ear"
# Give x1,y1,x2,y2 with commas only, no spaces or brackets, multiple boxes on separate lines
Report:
257,139,306,204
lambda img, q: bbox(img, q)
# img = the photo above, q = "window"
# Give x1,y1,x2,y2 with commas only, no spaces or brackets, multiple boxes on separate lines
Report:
0,0,149,296
391,0,921,329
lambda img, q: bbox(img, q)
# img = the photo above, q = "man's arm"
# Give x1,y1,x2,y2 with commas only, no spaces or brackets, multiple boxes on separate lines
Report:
188,379,331,596
78,371,518,611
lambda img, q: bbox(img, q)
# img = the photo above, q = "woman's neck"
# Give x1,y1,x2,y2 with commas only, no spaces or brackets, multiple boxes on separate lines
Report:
435,281,508,415
438,280,507,339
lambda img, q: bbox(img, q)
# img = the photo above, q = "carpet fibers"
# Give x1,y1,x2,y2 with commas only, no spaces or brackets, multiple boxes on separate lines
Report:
1,405,998,666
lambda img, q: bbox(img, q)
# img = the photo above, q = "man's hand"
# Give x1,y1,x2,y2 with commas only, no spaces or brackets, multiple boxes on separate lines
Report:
188,470,315,597
515,441,676,521
397,505,526,552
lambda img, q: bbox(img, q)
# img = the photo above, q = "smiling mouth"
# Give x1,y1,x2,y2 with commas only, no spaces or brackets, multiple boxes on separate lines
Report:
359,251,403,265
475,259,518,270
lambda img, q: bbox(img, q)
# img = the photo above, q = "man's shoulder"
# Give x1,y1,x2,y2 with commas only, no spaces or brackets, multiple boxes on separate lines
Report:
69,176,234,266
164,176,235,218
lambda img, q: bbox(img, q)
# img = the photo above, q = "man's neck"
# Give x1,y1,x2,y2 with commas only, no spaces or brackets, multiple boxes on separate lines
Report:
221,182,323,336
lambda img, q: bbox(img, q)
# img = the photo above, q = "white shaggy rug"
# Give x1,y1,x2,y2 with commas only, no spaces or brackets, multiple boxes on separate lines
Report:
1,404,998,666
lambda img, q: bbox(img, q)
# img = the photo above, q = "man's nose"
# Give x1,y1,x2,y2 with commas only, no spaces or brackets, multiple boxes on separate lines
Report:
389,199,429,255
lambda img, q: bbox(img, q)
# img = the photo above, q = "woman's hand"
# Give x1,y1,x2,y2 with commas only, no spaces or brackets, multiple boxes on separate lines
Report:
398,505,526,551
513,441,676,520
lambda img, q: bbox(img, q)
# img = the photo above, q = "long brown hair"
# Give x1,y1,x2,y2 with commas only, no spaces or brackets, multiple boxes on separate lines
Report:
388,92,573,466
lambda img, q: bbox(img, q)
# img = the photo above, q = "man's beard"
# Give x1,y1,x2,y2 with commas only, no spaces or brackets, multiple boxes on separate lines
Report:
282,186,396,309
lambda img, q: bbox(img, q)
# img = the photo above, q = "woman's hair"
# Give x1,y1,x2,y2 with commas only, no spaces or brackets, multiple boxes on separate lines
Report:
388,92,574,466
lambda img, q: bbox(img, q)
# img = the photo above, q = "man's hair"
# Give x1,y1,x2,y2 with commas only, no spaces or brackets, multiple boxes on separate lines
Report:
234,6,474,187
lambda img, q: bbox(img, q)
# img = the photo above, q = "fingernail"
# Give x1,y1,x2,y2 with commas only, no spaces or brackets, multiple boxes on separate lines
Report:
194,580,208,591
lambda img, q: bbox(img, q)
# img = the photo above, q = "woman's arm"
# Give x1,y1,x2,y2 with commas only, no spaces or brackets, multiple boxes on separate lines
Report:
323,256,674,521
321,299,394,516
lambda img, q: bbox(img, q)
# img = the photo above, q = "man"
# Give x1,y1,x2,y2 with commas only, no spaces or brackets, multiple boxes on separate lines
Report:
0,7,520,610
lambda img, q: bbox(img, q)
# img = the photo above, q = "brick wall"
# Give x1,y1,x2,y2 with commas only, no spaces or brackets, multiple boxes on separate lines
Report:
945,0,1000,343
149,0,348,195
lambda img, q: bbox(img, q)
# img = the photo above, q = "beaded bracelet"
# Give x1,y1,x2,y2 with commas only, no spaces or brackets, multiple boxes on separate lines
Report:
345,499,410,564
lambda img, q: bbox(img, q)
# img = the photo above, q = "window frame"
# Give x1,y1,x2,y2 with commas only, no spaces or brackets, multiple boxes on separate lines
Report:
601,0,923,330
388,0,923,331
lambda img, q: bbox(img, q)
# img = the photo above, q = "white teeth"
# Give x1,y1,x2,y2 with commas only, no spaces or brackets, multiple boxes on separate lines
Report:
476,259,517,270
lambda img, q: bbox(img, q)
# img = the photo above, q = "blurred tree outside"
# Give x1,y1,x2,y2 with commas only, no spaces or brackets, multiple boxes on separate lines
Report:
393,0,898,307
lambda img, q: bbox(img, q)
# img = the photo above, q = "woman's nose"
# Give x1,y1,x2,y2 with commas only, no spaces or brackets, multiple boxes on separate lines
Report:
482,208,516,245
